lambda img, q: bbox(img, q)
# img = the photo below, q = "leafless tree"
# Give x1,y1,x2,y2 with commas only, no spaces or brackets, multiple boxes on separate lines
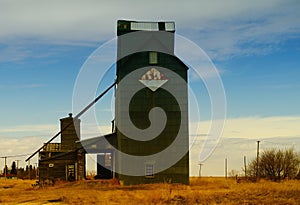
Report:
246,148,300,181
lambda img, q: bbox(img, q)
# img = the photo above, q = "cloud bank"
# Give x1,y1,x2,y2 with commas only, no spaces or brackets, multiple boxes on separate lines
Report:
0,0,299,60
1,115,299,175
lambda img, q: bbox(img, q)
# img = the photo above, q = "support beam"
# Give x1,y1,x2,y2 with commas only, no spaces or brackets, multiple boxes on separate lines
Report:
25,82,116,162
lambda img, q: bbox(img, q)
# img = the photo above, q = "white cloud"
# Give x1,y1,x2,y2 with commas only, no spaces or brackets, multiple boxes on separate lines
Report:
222,116,300,139
190,12,300,59
0,83,44,89
190,116,300,140
190,136,300,176
0,124,57,134
80,123,112,139
0,44,32,62
0,136,44,169
0,1,299,60
190,115,300,175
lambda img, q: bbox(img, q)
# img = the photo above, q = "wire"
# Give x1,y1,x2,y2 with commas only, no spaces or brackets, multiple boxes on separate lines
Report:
0,153,32,158
262,140,298,147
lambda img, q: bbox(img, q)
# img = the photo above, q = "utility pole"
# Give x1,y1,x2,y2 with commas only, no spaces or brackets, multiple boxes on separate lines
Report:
244,156,247,178
256,140,260,180
225,157,228,179
4,156,7,180
28,160,31,180
198,163,203,178
34,162,38,179
16,160,20,170
16,160,21,176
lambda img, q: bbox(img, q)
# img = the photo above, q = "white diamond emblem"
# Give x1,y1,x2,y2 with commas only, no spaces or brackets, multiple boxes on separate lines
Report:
139,68,168,91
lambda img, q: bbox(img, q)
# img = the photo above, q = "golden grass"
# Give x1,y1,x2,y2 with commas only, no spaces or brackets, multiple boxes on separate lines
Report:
0,177,299,204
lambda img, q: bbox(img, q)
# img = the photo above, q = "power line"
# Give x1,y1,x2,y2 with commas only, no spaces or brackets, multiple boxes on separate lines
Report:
0,153,32,158
262,140,298,146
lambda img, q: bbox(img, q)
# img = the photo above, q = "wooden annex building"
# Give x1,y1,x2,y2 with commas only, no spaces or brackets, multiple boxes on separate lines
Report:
37,113,117,183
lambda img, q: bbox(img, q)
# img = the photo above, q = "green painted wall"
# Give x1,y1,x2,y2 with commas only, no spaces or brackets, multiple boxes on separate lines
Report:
116,21,189,185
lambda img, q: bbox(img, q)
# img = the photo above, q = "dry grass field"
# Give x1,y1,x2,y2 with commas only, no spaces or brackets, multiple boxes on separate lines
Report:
0,177,300,205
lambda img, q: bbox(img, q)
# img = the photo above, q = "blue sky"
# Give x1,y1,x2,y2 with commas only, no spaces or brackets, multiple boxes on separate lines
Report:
0,0,299,175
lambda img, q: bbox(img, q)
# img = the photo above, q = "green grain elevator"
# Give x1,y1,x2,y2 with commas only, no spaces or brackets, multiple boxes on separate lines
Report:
115,20,189,185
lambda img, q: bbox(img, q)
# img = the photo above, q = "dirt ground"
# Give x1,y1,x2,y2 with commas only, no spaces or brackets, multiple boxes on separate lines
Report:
0,177,300,205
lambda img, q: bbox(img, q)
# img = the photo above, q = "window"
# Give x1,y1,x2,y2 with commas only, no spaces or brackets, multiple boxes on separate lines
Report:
165,22,175,31
145,163,154,178
149,52,158,64
105,153,112,167
130,22,158,31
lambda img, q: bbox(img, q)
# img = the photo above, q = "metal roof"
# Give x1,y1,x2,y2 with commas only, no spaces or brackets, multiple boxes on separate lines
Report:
76,132,117,153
